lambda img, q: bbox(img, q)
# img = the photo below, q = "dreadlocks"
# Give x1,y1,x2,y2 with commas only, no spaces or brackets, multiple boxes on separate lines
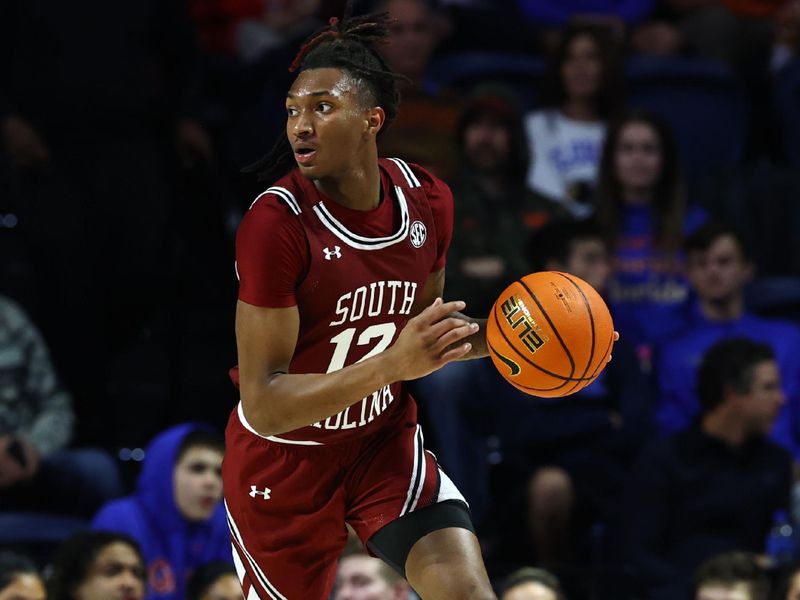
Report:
243,6,405,183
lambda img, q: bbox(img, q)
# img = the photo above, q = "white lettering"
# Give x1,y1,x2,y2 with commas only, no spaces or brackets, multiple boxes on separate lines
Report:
359,396,368,426
400,282,417,315
381,385,394,410
367,391,382,423
324,411,343,430
367,281,384,317
330,292,351,326
341,405,357,430
350,286,367,322
387,281,402,315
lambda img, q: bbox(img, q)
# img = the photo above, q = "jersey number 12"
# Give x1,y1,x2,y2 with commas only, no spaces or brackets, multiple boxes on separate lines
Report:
326,323,398,373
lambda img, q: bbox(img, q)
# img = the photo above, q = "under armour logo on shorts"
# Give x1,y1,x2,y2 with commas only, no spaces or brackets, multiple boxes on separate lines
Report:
249,485,271,500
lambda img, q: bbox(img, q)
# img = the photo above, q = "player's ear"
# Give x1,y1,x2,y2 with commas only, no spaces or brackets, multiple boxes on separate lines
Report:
366,107,385,136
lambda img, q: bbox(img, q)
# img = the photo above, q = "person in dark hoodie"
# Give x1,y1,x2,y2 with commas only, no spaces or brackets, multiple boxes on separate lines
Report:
91,423,231,600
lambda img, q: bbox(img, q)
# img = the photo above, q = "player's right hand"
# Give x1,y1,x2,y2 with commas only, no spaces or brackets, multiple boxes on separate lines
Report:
387,297,478,381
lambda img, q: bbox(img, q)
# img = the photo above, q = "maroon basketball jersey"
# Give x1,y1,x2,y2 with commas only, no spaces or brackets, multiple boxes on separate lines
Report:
233,158,453,444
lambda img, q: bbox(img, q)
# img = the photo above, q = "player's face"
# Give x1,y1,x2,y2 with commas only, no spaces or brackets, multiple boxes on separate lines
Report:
565,238,610,292
561,34,602,101
614,121,662,197
738,360,784,436
381,0,436,80
199,574,243,600
0,574,46,600
696,582,752,600
502,581,557,600
334,556,404,600
686,235,752,303
463,114,511,174
286,68,376,179
74,543,146,600
173,446,223,522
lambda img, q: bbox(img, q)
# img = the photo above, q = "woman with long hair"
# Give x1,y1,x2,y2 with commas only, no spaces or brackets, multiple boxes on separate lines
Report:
525,24,624,218
596,109,707,345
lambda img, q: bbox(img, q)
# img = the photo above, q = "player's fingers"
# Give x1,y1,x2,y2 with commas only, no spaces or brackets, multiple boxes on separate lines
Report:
613,331,620,342
417,298,466,325
432,322,477,353
427,316,472,340
438,342,472,365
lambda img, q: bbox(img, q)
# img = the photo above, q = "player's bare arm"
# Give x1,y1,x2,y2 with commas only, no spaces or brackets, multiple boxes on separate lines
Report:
237,297,475,437
412,269,489,360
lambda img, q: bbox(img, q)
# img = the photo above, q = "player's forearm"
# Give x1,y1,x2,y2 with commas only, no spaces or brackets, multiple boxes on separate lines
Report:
452,313,488,360
239,353,396,436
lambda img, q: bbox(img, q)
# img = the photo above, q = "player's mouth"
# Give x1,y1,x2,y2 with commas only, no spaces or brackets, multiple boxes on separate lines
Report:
294,146,317,165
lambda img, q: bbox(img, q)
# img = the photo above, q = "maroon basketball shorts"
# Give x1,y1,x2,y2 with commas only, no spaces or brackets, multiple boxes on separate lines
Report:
222,404,468,600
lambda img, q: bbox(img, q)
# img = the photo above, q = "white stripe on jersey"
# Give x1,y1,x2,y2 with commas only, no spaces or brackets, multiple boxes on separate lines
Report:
312,186,410,251
248,187,302,215
388,158,421,188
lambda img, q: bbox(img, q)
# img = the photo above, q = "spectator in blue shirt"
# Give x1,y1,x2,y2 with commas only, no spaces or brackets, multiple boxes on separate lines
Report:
623,338,791,600
657,222,800,456
595,110,708,350
92,424,231,600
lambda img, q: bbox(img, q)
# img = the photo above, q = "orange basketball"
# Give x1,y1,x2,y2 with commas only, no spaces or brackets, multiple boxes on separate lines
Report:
486,271,615,398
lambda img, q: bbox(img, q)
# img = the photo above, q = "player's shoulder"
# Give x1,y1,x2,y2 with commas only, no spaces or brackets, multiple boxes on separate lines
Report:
380,157,451,198
247,171,307,216
238,175,311,243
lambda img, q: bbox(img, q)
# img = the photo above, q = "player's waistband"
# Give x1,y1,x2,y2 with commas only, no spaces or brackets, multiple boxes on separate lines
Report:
236,402,325,446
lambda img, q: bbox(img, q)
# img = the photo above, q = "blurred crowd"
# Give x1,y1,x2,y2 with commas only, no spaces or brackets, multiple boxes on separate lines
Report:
2,0,800,598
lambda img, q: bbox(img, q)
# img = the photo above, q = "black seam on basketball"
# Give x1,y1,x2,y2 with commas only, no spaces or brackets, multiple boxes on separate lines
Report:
490,303,593,382
517,278,576,379
556,272,596,395
487,339,571,390
587,336,614,380
487,324,600,383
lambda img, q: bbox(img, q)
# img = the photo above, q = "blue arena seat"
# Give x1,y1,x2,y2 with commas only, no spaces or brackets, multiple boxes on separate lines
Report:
426,51,546,110
774,58,800,167
0,512,87,545
626,56,747,179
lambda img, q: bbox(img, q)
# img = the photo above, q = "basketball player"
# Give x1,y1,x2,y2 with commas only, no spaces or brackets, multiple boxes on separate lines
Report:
222,9,497,600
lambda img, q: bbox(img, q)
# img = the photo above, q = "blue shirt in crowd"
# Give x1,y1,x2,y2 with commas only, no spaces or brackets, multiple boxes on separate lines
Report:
656,304,800,456
608,203,708,349
92,424,232,600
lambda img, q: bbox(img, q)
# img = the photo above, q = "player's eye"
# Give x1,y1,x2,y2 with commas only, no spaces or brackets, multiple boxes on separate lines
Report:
317,102,333,113
286,107,298,117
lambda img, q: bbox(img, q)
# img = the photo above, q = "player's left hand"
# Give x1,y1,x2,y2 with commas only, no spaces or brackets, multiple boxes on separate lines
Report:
607,331,620,363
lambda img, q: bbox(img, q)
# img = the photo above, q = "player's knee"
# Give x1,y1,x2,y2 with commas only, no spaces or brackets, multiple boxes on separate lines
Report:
528,466,573,513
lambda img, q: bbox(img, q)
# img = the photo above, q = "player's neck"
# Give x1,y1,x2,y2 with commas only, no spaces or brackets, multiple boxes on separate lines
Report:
699,295,744,322
314,155,382,211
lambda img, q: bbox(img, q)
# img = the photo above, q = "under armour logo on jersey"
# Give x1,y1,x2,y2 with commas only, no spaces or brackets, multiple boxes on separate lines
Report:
323,246,342,260
410,221,427,248
249,485,271,500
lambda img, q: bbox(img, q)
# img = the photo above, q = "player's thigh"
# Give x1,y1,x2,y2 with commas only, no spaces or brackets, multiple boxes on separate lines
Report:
405,527,496,600
223,415,349,599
